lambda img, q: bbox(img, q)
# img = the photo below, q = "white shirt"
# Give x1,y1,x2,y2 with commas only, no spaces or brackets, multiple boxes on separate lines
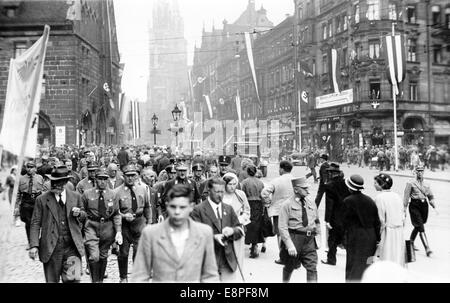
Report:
169,227,190,259
54,190,67,205
208,198,222,219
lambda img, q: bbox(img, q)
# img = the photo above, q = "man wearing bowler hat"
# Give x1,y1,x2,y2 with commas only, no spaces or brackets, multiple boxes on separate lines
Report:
17,160,45,248
321,163,350,266
76,162,99,195
82,167,122,283
279,177,320,282
114,164,151,282
342,174,380,282
29,166,87,283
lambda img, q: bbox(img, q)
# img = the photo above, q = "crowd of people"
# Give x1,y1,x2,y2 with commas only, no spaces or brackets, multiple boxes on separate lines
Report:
0,142,438,283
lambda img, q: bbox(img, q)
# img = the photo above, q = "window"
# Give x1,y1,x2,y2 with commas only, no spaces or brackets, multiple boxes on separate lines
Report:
407,39,417,62
369,81,381,99
336,16,341,33
312,59,316,75
367,0,380,20
432,5,441,25
354,3,360,23
355,42,362,59
407,5,416,23
410,83,418,101
369,40,380,59
433,47,442,64
306,1,311,16
322,23,327,40
298,6,303,20
343,14,348,30
388,3,397,20
322,54,328,74
14,42,27,58
446,8,450,29
342,47,348,66
328,20,333,37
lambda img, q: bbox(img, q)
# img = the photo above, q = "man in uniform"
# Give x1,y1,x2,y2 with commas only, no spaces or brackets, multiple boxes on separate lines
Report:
29,166,86,283
279,177,320,283
305,151,318,183
192,163,206,191
115,164,151,282
321,163,350,266
18,161,45,247
218,155,230,177
76,162,98,195
82,167,123,282
315,154,330,206
162,164,200,206
404,165,436,257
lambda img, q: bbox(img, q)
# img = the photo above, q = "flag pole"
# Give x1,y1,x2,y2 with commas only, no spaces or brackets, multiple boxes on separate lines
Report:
392,23,399,172
10,25,50,217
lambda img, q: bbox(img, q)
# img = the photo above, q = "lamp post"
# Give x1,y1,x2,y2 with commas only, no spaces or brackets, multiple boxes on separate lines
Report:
171,104,182,148
151,113,158,145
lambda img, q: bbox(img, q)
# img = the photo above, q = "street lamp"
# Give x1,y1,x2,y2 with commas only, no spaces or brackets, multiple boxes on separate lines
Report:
171,104,182,147
151,113,158,145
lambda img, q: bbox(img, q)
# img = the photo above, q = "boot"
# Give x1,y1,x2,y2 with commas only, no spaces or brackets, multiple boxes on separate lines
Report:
249,244,259,258
88,262,100,283
282,267,293,283
410,228,420,251
98,259,108,283
118,256,129,281
419,232,433,257
306,270,318,283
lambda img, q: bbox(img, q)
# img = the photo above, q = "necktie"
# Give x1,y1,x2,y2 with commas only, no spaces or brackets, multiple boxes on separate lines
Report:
28,176,33,195
58,194,64,208
301,199,308,227
129,186,138,213
216,205,222,231
98,190,106,217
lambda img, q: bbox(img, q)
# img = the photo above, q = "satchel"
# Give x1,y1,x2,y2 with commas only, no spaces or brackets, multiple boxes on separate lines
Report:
261,207,275,237
405,240,416,263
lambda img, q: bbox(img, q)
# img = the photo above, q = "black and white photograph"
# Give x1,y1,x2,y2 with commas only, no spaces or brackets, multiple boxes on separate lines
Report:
0,0,449,287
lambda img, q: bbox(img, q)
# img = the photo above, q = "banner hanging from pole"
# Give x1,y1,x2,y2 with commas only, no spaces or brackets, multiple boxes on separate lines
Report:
236,90,242,134
203,95,213,119
244,32,261,106
0,25,50,158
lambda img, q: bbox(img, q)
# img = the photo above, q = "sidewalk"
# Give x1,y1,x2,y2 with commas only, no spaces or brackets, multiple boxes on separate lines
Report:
380,169,450,183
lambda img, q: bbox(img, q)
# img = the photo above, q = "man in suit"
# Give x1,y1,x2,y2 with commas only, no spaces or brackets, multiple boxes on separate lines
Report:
64,158,80,188
190,178,245,282
261,160,295,264
117,146,130,171
314,154,330,206
131,184,219,282
321,163,350,266
107,163,124,190
140,167,160,224
29,166,87,283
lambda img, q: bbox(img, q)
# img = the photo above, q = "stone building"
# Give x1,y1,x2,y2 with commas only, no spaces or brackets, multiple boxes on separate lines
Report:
0,0,122,147
294,0,450,159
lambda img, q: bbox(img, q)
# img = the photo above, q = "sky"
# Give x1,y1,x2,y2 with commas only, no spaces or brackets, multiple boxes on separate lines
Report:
114,0,294,101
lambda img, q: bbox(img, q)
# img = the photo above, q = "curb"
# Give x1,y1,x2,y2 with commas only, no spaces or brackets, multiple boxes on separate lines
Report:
381,171,450,183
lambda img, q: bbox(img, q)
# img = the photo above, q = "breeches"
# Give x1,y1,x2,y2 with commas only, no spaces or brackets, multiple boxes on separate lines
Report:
280,233,317,273
84,220,116,262
119,217,146,258
409,201,428,232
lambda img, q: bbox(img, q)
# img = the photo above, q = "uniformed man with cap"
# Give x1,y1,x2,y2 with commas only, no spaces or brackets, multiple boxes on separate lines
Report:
82,167,122,283
315,153,330,206
192,163,206,189
76,162,98,195
278,177,320,283
17,160,46,247
114,164,151,283
218,155,231,177
404,164,436,257
162,164,201,209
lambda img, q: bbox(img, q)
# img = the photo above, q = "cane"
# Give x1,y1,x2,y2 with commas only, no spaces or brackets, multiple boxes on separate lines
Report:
231,242,245,283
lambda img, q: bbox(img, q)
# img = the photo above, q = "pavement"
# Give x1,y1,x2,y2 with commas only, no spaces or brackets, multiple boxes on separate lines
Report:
1,164,449,283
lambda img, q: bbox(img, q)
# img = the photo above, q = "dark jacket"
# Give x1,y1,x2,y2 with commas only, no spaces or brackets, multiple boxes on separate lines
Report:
162,177,200,205
190,200,244,272
117,149,130,168
318,162,330,185
324,177,350,227
29,190,87,263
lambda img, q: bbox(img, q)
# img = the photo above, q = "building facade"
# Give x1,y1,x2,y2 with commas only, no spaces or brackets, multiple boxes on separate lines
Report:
294,0,450,159
0,0,123,148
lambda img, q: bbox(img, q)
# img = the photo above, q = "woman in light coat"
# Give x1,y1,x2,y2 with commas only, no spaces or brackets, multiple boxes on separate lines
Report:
373,173,406,267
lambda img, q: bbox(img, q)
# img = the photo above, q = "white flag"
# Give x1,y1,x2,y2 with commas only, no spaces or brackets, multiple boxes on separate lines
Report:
0,25,50,158
203,95,213,119
236,91,242,132
244,32,261,105
120,93,131,124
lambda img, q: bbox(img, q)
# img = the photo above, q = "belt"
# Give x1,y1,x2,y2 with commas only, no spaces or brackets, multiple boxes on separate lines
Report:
411,198,427,203
88,216,111,223
288,229,316,237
